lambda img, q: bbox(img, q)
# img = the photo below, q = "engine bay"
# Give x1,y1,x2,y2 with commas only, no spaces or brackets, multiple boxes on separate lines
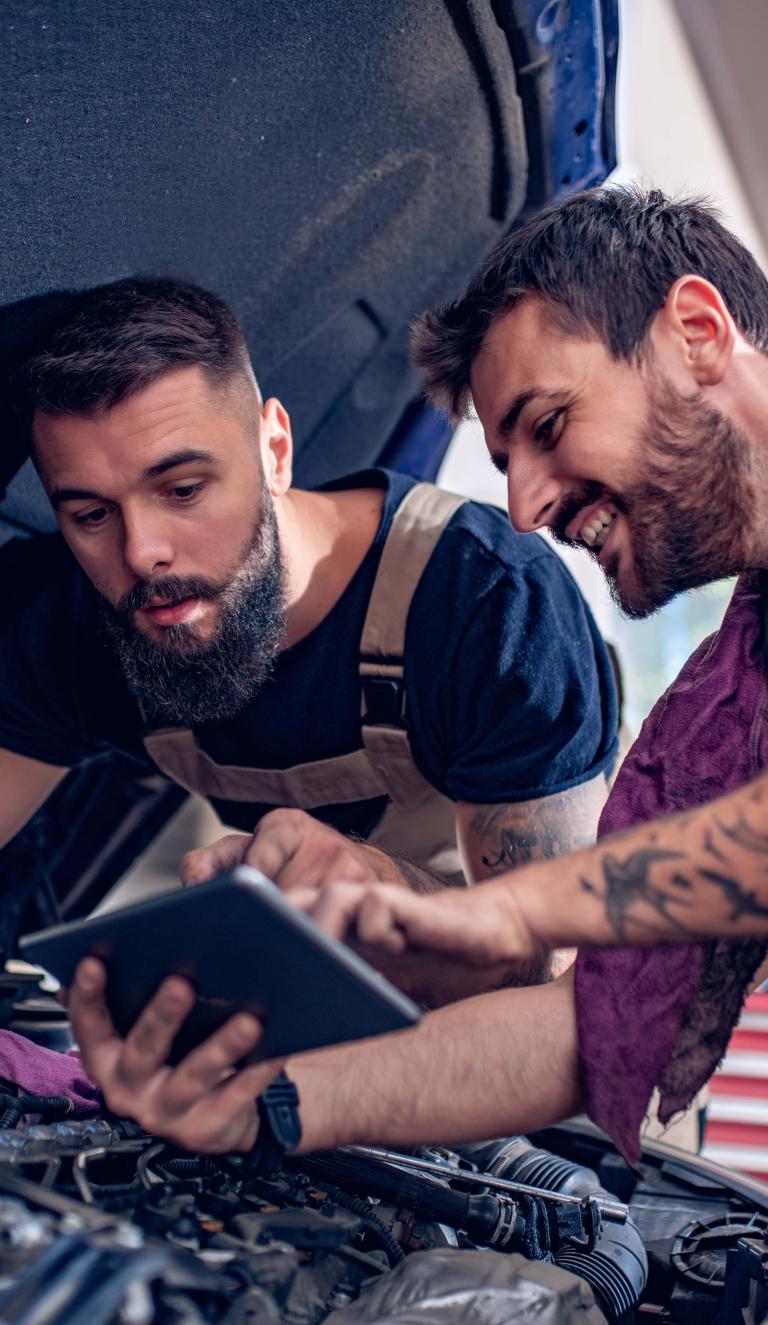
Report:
0,1096,766,1324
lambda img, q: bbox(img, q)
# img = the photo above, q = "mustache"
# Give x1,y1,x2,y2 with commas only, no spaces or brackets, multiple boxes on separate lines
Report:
114,574,226,616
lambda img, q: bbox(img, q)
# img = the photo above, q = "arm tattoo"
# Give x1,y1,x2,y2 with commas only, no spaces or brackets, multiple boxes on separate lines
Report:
717,813,768,854
579,848,687,942
467,784,604,986
477,785,601,875
578,787,768,943
696,868,768,922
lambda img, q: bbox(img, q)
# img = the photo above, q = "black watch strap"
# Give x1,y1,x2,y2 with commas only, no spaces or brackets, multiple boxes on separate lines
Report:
247,1070,302,1174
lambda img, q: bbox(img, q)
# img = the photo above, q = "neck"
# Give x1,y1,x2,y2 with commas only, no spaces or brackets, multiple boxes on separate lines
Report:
274,486,385,648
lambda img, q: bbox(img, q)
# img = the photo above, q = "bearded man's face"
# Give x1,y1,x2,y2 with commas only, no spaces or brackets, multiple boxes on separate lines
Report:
471,298,755,619
102,488,285,722
34,364,287,722
548,372,754,618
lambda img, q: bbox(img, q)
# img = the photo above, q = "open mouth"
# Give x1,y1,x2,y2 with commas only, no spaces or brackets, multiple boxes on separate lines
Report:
140,595,205,627
565,500,619,553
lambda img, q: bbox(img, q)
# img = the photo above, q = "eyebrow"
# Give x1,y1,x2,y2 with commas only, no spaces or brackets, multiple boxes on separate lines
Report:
497,388,564,438
49,448,218,509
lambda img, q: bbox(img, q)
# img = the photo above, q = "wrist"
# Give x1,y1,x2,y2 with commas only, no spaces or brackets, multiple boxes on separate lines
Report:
496,862,567,955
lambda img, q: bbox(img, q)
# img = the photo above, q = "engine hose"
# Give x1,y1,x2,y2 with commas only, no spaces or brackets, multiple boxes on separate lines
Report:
295,1151,472,1226
474,1138,647,1324
0,1102,22,1129
18,1094,74,1119
293,1152,522,1250
325,1187,406,1265
159,1156,222,1178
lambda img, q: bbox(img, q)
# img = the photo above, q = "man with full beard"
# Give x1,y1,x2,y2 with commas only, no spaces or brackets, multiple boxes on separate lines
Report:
0,275,616,1003
65,186,768,1170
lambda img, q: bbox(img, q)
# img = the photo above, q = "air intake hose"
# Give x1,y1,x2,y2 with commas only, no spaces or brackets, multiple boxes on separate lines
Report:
472,1137,647,1323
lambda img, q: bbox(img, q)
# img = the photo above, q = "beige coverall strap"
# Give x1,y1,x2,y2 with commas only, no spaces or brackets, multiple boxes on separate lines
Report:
141,730,388,807
358,483,467,815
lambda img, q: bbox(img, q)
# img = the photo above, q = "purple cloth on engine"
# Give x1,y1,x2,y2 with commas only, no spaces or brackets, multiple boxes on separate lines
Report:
0,1029,101,1113
575,572,768,1165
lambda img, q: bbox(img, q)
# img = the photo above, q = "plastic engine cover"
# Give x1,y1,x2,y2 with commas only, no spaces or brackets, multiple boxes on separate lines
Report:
323,1248,608,1325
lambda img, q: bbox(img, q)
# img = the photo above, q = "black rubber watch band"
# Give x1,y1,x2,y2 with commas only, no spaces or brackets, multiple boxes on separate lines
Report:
247,1070,302,1174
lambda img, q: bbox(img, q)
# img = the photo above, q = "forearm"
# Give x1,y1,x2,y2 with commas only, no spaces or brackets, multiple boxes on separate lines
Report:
509,770,768,950
288,969,581,1151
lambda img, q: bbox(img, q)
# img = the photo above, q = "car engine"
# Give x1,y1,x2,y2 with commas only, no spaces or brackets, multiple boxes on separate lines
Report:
0,1092,766,1325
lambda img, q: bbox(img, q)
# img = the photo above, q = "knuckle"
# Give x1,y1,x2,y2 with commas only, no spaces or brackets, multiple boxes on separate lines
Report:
263,808,298,829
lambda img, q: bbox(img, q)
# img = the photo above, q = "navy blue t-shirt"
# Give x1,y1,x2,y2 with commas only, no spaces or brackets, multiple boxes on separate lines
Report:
0,470,618,835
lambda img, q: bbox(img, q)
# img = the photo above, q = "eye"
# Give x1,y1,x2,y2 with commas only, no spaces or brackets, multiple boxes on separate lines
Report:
168,482,204,502
533,408,566,449
73,505,110,527
489,452,508,476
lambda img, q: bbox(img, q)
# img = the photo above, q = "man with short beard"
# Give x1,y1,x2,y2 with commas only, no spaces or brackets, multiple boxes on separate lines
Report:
0,275,616,1008
65,187,768,1170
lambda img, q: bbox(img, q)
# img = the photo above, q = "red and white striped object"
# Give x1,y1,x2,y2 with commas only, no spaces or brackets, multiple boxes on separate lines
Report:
703,992,768,1181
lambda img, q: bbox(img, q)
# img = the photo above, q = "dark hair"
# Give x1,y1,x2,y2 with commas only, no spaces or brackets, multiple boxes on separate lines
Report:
413,184,768,419
24,276,252,415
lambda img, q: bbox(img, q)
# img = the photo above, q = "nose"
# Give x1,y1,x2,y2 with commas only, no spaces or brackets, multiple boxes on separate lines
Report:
505,452,563,533
121,504,175,579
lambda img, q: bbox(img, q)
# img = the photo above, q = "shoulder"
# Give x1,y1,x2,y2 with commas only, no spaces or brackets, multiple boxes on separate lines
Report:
414,494,590,620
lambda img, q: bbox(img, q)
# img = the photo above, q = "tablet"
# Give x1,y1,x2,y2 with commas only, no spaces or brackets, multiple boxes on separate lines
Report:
20,867,421,1064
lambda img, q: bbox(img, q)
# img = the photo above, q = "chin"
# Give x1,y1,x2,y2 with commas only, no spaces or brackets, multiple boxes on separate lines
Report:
605,557,658,621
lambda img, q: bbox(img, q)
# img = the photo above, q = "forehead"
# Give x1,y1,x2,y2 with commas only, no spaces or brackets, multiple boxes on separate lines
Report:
470,298,607,427
32,365,242,480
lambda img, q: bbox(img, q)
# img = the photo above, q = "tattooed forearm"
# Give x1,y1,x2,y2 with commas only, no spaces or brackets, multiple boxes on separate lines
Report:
716,813,768,855
579,848,688,942
697,869,768,922
571,781,768,945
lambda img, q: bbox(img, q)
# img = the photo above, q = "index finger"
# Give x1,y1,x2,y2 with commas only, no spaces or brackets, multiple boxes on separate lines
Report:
298,881,383,942
244,815,305,883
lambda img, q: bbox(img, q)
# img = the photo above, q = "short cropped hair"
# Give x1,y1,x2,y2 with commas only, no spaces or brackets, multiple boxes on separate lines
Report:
24,276,252,416
413,184,768,419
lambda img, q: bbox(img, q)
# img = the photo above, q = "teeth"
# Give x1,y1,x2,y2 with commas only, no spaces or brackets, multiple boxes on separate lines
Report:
579,503,618,549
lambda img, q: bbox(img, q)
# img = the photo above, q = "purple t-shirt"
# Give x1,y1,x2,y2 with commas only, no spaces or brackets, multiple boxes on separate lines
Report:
575,572,768,1164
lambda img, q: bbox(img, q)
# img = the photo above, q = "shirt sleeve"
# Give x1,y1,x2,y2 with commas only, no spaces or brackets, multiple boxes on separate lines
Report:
405,535,619,803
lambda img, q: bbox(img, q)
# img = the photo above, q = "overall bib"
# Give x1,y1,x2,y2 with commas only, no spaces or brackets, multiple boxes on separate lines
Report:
142,483,468,882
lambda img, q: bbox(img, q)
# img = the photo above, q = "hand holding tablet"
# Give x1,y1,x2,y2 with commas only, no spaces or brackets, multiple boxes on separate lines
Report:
20,867,421,1065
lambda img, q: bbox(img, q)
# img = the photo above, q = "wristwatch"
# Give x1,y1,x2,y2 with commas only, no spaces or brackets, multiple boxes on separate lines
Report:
247,1070,302,1173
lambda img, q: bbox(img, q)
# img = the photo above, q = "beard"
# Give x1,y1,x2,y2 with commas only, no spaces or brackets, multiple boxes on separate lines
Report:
102,494,286,725
550,371,755,619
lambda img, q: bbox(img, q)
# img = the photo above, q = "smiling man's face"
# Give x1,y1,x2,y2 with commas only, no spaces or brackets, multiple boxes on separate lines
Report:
32,363,287,721
471,296,754,618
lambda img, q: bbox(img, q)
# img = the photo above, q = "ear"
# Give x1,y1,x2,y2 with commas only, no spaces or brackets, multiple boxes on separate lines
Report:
657,275,736,387
259,398,294,495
